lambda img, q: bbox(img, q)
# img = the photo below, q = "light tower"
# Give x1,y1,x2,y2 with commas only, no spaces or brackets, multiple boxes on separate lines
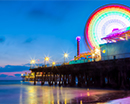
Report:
76,36,81,56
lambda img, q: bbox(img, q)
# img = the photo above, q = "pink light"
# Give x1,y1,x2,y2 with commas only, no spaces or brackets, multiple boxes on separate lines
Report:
76,36,81,41
112,28,119,32
102,27,130,41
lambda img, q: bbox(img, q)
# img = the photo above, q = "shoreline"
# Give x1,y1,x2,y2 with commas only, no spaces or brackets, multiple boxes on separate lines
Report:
71,90,130,103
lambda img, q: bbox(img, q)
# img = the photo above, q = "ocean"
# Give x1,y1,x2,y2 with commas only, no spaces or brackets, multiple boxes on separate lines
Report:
0,80,130,104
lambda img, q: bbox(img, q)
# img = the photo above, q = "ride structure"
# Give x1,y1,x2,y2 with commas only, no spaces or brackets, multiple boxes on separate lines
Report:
101,27,130,42
69,4,130,64
84,4,130,50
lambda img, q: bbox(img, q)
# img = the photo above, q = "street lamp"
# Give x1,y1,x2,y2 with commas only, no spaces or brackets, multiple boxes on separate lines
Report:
30,59,35,64
30,59,35,69
52,61,56,66
64,53,68,64
38,59,40,67
44,57,49,67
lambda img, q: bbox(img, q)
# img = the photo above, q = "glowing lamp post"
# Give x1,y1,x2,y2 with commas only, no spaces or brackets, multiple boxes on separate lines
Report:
38,59,40,67
44,57,49,67
30,60,35,64
76,36,81,56
64,53,68,64
30,59,35,69
52,62,56,66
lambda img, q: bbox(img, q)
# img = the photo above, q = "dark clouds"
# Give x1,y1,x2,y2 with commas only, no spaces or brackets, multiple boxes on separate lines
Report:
15,74,21,77
24,38,33,43
29,9,45,18
27,1,72,21
0,65,30,72
0,74,8,77
0,37,5,43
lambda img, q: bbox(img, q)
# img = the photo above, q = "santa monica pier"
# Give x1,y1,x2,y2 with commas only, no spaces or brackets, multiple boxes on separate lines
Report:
22,4,130,89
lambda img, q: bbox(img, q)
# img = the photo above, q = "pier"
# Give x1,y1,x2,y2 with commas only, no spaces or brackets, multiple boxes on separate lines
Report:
21,5,130,90
28,57,130,89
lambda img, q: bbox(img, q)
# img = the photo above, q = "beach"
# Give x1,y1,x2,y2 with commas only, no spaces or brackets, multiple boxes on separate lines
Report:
0,80,130,104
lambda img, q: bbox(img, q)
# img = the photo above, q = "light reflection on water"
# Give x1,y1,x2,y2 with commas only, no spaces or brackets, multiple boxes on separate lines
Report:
0,84,129,104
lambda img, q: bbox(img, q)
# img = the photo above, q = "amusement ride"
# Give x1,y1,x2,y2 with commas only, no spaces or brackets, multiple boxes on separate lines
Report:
71,4,130,64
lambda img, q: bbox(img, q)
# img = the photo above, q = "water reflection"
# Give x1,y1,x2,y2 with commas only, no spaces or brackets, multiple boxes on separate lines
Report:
20,85,118,104
0,84,128,104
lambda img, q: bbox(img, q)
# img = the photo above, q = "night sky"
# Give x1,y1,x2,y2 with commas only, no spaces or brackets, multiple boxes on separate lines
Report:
0,0,129,80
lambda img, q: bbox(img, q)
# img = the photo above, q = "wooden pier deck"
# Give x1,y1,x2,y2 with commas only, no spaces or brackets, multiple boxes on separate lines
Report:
29,58,130,89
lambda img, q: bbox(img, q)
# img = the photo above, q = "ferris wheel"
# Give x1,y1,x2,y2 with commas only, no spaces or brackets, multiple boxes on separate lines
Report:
84,4,130,51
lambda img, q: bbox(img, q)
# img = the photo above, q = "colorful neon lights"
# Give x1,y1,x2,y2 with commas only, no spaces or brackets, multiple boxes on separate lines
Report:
84,4,130,50
101,27,130,42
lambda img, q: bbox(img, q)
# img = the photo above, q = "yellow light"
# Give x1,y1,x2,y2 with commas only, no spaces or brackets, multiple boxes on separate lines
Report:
87,92,90,96
30,60,35,64
21,74,23,76
45,57,49,61
95,48,100,54
31,73,34,76
102,50,106,53
52,62,55,65
112,40,116,42
92,54,95,57
120,37,125,40
80,100,82,104
64,53,68,58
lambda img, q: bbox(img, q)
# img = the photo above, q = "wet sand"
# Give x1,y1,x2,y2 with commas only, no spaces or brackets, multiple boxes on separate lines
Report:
72,90,130,104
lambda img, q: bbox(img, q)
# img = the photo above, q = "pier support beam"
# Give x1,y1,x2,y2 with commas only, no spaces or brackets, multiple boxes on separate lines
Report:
70,74,76,86
59,74,62,86
63,75,67,86
55,74,57,85
41,71,44,85
34,72,36,85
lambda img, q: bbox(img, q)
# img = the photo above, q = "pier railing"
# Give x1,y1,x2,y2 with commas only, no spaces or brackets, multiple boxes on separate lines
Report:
30,53,130,69
101,53,130,60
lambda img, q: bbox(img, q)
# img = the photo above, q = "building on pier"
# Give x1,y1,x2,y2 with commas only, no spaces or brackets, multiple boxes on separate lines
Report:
100,27,130,60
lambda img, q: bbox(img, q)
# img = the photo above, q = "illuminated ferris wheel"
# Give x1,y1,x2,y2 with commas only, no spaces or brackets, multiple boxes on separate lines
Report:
84,4,130,51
